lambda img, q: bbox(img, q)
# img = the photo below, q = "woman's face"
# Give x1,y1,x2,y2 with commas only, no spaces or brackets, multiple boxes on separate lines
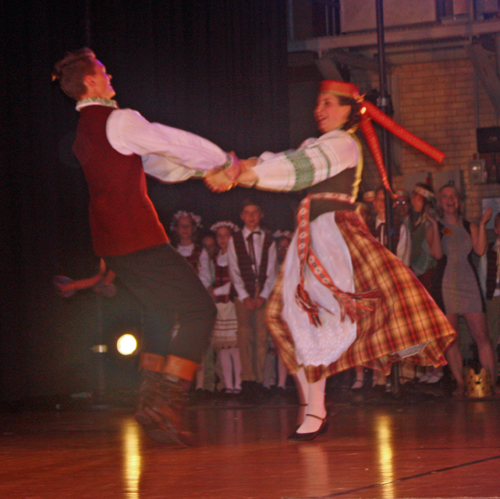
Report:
277,237,291,262
439,186,459,215
314,93,351,134
411,192,424,214
216,227,231,251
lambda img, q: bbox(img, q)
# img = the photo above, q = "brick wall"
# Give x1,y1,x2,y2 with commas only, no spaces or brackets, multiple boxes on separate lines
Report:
390,55,500,221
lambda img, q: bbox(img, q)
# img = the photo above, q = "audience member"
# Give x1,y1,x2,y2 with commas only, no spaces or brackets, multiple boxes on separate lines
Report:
171,211,215,393
209,221,242,395
426,184,497,395
227,199,278,399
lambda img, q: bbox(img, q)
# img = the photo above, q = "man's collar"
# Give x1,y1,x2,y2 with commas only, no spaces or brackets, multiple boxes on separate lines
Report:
76,97,118,111
242,226,262,236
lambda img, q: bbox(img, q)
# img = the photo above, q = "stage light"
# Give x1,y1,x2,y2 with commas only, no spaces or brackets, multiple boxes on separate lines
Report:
117,333,138,356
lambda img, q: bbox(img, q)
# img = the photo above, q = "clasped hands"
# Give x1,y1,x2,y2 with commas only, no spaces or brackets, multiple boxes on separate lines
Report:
242,296,266,311
204,152,258,192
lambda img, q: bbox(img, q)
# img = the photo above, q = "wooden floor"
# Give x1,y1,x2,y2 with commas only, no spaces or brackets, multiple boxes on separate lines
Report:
1,386,500,499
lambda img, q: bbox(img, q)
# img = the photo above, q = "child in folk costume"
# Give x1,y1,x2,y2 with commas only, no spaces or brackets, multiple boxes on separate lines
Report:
227,199,278,395
206,80,457,440
170,210,210,283
209,221,242,394
170,211,215,393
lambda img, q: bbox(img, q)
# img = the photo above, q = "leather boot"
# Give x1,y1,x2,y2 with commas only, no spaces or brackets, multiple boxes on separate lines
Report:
143,355,198,446
134,353,168,441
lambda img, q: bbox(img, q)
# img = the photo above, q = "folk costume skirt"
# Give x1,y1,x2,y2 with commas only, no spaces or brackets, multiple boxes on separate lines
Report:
266,210,457,383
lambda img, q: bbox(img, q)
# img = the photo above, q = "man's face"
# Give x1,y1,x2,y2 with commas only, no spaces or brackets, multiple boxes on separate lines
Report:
85,59,115,99
240,205,263,231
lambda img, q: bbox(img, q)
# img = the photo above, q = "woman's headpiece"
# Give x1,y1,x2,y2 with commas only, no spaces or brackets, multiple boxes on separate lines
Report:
210,221,239,233
320,80,445,199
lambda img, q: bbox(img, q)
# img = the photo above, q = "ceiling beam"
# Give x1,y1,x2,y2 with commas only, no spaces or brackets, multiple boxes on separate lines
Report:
288,19,500,54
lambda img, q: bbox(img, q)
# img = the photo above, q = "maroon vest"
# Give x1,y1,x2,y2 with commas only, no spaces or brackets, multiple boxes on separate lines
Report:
232,231,273,298
73,105,167,256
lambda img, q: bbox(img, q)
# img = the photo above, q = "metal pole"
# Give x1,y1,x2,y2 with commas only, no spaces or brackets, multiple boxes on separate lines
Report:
375,0,400,396
375,0,394,254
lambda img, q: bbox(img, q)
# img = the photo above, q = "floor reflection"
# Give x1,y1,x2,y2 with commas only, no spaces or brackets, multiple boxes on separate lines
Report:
375,413,395,498
121,418,142,499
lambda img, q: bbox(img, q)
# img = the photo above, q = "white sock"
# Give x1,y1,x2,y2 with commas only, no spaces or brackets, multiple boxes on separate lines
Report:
296,377,327,434
219,349,234,391
195,360,205,390
231,348,242,391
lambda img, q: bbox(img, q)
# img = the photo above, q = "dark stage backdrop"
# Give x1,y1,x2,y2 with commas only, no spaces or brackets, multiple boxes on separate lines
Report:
1,0,294,402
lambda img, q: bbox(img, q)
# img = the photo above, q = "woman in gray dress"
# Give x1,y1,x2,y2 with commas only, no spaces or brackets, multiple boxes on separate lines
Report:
426,184,497,395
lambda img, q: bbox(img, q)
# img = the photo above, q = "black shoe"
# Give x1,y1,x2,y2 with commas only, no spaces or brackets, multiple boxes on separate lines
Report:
287,414,328,442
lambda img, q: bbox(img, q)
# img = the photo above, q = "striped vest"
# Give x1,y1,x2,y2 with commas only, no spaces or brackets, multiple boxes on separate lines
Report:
232,231,273,298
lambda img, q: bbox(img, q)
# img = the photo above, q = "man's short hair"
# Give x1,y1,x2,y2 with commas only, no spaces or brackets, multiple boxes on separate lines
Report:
239,198,262,213
53,48,96,101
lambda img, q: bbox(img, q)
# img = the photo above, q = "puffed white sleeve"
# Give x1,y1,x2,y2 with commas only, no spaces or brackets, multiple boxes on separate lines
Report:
106,108,232,182
197,249,213,289
251,132,360,192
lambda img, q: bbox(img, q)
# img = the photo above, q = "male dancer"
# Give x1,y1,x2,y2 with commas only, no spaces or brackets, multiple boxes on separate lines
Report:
53,48,235,445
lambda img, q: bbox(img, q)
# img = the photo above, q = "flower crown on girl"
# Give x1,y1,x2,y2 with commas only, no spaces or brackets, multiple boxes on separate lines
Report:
210,221,240,233
170,210,202,232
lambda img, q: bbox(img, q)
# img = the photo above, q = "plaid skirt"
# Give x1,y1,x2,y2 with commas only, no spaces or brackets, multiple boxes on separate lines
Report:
266,210,456,383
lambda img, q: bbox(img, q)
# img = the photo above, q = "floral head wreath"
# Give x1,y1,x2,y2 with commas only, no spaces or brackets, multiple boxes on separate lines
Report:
320,80,445,200
170,210,202,232
273,230,292,240
210,221,240,233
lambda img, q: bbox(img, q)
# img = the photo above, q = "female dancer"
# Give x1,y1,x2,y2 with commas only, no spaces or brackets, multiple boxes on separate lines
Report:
207,80,457,440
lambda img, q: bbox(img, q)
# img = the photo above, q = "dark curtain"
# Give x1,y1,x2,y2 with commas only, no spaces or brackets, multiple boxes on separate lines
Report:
1,0,291,402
